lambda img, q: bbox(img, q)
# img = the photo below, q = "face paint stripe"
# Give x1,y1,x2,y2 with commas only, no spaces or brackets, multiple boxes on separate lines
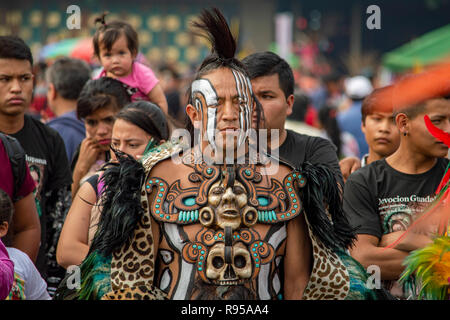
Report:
207,107,217,151
237,71,250,140
245,76,253,125
191,79,219,109
232,70,245,145
239,71,251,130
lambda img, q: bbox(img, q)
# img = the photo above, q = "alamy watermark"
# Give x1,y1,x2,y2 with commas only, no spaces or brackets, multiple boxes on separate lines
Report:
66,265,81,289
66,5,81,30
366,265,381,289
366,5,381,30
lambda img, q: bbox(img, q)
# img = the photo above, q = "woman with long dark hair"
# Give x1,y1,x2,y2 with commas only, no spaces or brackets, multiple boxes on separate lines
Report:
57,101,169,269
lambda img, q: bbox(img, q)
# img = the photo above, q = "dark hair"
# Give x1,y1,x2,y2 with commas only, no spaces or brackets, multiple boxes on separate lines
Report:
242,51,294,99
77,77,131,120
45,57,92,100
185,8,264,144
288,93,310,122
0,36,33,66
93,13,139,57
318,105,342,157
115,101,169,143
0,188,13,225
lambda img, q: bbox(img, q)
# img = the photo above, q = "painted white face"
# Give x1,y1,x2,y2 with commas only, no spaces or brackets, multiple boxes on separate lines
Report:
191,67,254,156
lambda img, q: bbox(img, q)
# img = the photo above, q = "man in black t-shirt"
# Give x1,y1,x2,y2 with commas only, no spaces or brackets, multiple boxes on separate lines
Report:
343,98,450,299
0,36,72,296
242,52,343,185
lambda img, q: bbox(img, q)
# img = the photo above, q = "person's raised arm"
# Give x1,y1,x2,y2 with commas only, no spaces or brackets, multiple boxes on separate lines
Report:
147,83,169,115
71,137,100,196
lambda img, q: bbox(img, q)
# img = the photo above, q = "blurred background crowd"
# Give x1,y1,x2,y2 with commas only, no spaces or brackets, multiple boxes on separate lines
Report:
1,0,450,153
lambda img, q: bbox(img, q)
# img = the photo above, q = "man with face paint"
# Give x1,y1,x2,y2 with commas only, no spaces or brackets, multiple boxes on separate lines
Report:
57,9,386,301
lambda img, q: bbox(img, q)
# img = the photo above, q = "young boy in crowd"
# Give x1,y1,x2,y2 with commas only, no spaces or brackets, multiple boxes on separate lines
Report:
360,86,401,167
0,188,50,300
343,98,450,299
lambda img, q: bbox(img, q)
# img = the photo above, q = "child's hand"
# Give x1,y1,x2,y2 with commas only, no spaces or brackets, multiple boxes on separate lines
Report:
77,137,101,172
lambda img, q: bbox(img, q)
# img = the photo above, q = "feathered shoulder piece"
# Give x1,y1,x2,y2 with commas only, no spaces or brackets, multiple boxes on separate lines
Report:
141,139,183,174
89,139,181,257
400,236,450,300
301,161,356,250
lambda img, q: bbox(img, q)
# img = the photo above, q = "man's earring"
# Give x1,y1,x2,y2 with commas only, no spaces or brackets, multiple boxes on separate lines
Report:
403,131,408,136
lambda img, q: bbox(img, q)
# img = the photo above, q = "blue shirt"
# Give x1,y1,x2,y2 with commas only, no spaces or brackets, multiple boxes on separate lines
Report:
47,110,85,162
337,101,368,158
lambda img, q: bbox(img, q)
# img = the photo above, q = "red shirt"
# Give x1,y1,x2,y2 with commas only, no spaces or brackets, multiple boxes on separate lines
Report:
0,139,36,202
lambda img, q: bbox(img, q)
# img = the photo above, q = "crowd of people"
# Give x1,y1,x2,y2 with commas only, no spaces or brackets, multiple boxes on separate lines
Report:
0,8,449,301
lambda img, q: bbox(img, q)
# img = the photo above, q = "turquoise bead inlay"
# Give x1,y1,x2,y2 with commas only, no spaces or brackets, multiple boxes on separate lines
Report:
183,197,196,206
258,196,269,206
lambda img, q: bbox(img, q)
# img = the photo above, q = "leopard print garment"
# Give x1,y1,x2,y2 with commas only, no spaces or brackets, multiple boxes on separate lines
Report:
109,142,182,293
109,143,351,300
302,214,350,300
101,285,168,300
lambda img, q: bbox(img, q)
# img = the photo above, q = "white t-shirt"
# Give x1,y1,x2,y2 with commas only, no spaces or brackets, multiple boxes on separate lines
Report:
6,247,51,300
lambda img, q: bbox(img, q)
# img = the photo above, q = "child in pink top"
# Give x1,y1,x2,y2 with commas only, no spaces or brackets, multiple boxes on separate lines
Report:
93,14,168,114
0,239,14,300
